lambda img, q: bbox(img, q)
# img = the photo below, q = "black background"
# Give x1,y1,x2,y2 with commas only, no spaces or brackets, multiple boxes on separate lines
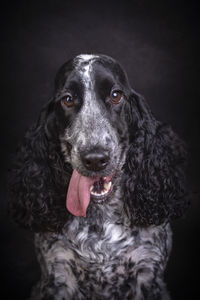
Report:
1,0,200,299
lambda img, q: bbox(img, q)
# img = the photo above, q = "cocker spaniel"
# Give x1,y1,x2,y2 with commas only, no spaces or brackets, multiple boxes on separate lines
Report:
9,54,188,300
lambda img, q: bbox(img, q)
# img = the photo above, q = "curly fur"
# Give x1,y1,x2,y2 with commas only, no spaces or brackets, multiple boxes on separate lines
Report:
9,54,188,299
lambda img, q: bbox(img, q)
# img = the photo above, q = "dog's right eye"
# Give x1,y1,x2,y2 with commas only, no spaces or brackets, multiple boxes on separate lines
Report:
110,90,123,104
61,95,75,108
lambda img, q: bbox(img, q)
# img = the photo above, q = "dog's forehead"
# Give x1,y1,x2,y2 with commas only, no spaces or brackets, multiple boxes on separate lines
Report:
74,54,114,67
74,54,98,88
73,54,127,86
75,54,99,63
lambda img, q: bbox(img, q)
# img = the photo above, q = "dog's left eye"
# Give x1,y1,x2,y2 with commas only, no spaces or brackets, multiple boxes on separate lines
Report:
110,90,123,104
61,94,75,108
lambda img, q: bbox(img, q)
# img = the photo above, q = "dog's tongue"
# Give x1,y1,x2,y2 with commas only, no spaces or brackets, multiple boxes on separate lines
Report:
66,169,97,217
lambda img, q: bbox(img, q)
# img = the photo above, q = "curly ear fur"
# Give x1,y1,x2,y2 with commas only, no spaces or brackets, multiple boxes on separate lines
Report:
8,102,72,232
123,90,189,226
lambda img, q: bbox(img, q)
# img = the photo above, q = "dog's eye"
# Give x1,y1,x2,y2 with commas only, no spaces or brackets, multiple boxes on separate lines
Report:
110,90,123,104
61,94,74,108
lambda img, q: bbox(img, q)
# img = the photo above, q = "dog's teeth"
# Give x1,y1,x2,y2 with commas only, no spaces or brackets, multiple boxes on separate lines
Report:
90,180,112,198
104,181,111,191
90,188,110,197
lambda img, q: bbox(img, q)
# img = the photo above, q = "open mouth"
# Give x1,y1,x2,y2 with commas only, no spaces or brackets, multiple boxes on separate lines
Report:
90,177,113,201
66,170,113,217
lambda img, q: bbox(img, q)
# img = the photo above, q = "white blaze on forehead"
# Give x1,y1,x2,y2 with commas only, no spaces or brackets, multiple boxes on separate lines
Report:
75,54,99,89
82,64,91,89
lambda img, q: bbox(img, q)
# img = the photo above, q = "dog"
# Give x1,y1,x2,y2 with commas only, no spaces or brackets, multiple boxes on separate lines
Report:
9,54,188,299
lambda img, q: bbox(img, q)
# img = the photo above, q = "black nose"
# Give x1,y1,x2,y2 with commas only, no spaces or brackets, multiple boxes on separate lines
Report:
81,150,110,171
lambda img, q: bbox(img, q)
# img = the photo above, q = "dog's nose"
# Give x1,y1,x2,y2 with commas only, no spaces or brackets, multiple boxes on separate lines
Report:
81,150,110,171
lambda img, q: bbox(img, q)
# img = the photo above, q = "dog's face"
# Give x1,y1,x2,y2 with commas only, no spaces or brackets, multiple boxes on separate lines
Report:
9,54,187,230
53,54,133,217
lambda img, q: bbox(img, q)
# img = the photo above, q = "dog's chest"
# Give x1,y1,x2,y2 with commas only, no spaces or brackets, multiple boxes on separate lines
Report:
65,218,135,263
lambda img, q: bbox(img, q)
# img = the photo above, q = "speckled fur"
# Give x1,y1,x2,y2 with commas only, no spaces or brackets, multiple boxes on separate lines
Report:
9,54,188,299
33,190,172,300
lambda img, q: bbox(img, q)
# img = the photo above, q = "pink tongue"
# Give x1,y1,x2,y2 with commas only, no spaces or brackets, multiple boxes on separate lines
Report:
66,169,98,217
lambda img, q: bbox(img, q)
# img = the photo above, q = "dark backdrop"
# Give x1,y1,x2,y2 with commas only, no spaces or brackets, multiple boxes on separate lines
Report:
1,1,199,299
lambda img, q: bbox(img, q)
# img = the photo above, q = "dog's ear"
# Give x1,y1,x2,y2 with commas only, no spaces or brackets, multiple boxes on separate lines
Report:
123,90,189,226
8,100,72,232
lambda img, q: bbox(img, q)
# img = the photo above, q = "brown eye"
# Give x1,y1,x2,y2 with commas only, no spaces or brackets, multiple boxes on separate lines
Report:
110,90,123,104
61,94,74,108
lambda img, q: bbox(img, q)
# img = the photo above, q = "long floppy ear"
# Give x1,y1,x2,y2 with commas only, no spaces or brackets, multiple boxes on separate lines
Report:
8,100,72,232
123,90,189,226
